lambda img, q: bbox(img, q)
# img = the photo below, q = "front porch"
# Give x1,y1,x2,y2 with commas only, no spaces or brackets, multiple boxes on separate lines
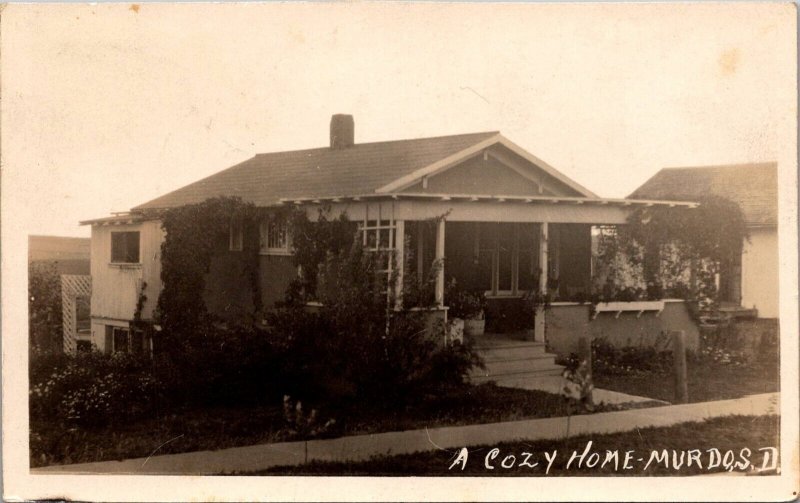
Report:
292,194,698,347
398,216,594,340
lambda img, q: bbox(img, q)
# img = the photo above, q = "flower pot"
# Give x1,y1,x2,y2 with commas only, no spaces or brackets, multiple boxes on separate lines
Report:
464,317,486,337
448,318,465,344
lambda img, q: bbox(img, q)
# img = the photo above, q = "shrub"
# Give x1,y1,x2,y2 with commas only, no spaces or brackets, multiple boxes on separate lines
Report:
267,217,482,410
152,324,284,408
30,351,159,428
445,280,487,320
561,354,595,413
591,337,672,376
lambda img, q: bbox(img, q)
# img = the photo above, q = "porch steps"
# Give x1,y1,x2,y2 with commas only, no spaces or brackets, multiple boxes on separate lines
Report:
469,337,564,384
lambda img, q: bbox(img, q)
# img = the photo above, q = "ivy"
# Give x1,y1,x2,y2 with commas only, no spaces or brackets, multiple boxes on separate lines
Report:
595,195,749,313
284,207,359,303
156,197,261,348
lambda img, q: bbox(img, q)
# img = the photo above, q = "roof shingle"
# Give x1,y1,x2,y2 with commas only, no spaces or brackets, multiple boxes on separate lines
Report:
629,163,777,226
133,131,499,210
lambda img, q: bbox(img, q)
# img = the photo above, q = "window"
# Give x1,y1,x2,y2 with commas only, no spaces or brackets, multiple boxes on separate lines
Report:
111,231,140,263
475,223,540,296
111,326,130,353
105,325,148,354
229,219,244,251
260,218,290,255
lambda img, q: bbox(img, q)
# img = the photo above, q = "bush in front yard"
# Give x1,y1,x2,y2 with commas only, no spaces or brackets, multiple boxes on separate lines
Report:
591,337,672,376
153,325,284,408
30,350,159,427
268,228,482,410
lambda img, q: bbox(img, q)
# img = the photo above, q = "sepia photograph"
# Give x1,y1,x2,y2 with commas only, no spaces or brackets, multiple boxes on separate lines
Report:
1,2,797,501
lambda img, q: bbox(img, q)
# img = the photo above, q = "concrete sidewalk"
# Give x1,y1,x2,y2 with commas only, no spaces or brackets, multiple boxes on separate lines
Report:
34,392,779,475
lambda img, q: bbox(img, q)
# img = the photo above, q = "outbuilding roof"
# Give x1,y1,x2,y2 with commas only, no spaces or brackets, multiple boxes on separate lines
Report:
629,162,778,227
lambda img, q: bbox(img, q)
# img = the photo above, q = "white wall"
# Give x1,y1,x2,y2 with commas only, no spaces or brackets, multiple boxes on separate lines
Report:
741,227,778,319
89,219,165,348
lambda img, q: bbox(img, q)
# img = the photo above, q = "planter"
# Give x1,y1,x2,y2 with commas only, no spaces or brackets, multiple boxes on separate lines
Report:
463,317,485,337
448,318,465,344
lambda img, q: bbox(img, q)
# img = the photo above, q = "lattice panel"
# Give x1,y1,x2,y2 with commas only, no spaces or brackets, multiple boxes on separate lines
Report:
61,274,92,354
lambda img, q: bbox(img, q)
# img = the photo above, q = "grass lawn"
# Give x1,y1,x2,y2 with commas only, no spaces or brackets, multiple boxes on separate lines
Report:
30,383,659,467
593,354,779,404
253,415,780,476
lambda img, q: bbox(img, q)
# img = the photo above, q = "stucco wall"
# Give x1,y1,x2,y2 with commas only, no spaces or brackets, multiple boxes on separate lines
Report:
741,227,778,318
546,300,700,358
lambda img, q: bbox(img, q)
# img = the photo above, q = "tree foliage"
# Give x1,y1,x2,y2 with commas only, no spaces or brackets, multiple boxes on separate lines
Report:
29,262,63,354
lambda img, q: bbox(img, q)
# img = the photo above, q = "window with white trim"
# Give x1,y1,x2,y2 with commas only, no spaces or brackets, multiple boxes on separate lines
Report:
111,231,140,263
260,217,291,255
229,219,243,251
105,325,145,354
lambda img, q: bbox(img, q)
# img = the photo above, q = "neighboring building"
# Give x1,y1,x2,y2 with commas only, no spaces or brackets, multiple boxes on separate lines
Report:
630,163,778,319
82,115,697,354
28,235,92,352
28,235,90,275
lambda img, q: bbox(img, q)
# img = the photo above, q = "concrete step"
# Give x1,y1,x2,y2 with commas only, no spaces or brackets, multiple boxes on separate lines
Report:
470,362,564,377
469,366,565,383
482,352,556,364
476,345,549,360
473,357,562,376
473,340,545,350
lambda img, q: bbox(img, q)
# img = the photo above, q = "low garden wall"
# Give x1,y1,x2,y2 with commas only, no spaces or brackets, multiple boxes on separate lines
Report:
546,299,700,358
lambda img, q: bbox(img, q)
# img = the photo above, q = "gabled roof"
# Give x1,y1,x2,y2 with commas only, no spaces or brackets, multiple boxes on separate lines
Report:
629,162,777,227
133,131,596,211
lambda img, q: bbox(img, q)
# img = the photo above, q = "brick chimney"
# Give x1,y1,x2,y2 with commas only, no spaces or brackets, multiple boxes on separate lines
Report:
330,114,354,149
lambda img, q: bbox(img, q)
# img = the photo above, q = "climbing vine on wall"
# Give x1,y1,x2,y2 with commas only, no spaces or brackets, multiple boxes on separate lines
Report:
156,197,261,346
595,195,749,312
284,207,358,303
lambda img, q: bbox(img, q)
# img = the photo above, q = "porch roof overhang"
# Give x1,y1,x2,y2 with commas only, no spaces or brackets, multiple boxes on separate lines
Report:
279,192,698,208
279,193,698,226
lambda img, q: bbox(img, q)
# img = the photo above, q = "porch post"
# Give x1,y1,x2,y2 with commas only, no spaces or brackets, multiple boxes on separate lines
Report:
394,220,405,309
534,222,549,342
435,218,445,306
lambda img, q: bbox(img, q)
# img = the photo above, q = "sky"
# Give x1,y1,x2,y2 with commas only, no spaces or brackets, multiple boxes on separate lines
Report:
2,2,796,238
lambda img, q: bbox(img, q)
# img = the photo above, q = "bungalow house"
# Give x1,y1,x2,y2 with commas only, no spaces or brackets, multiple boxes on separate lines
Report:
81,115,699,357
630,163,778,320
